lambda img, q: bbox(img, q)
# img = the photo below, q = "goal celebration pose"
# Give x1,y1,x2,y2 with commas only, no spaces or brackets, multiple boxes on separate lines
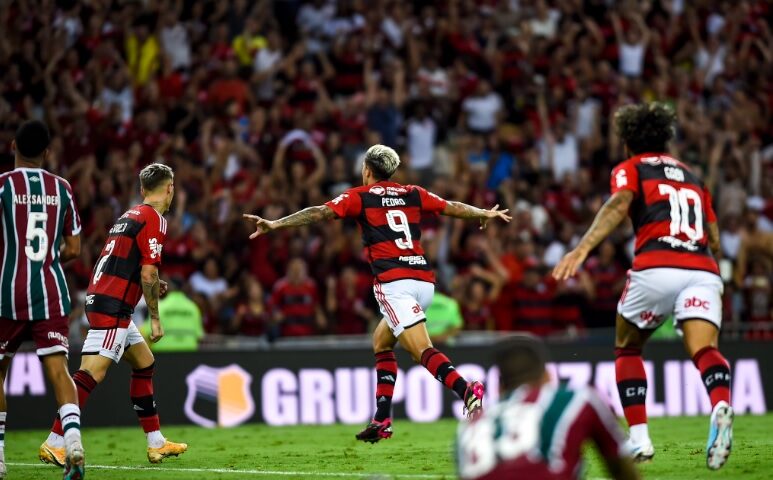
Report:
0,120,85,480
245,144,511,442
553,103,733,470
40,164,187,466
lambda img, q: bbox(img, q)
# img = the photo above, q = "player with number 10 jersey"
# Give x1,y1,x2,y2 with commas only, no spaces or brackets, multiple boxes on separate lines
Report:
553,104,733,470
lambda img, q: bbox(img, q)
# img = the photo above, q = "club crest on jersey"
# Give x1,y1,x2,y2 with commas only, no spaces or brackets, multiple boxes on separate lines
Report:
184,364,255,428
369,186,386,195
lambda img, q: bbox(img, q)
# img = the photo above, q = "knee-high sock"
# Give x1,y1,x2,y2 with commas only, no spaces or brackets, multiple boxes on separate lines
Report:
615,347,648,427
374,351,398,422
693,346,731,407
52,370,96,436
131,363,161,434
420,348,467,399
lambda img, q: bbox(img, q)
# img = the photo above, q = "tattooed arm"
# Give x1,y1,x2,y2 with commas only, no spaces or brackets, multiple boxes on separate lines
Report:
553,190,633,280
443,202,512,229
141,264,163,342
244,206,337,239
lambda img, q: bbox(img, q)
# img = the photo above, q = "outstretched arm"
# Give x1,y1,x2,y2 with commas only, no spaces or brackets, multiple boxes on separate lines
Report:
442,202,512,230
244,205,337,239
553,190,633,280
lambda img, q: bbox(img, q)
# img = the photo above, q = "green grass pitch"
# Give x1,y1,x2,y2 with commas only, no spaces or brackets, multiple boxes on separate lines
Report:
6,414,773,479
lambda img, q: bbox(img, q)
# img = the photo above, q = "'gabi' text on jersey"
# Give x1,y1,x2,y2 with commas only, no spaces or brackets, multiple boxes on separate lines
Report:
325,182,447,283
610,153,719,275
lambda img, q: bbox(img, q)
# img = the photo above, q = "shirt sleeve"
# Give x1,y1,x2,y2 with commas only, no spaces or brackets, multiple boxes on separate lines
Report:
703,186,717,223
586,390,627,462
137,210,167,266
324,190,362,218
417,186,448,213
62,181,82,236
610,161,639,197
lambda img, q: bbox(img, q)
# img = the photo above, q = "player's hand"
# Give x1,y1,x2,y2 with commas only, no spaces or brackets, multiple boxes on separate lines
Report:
552,248,589,281
159,279,169,297
243,214,276,239
150,318,164,343
480,204,512,230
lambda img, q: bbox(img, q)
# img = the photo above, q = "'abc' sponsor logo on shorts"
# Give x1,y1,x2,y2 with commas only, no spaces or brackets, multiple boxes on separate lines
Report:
684,297,710,311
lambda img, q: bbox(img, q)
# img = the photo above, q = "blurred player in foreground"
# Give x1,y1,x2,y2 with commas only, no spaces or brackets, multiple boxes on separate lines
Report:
0,120,84,479
456,335,639,480
40,164,187,466
553,103,733,470
245,144,511,442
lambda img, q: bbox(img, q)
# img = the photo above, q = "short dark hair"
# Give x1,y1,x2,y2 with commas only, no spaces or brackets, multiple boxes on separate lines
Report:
139,163,174,192
15,120,51,159
494,334,549,392
614,103,676,155
364,144,401,181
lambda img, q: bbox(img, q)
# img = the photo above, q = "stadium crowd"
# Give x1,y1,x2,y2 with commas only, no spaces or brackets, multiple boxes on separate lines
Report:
0,0,771,341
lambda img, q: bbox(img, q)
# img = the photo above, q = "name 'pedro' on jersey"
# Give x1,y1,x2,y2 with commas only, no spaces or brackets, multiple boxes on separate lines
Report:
610,153,719,275
324,182,447,283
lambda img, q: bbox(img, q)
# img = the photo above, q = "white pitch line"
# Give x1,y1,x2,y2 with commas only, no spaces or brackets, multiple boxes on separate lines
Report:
7,462,451,478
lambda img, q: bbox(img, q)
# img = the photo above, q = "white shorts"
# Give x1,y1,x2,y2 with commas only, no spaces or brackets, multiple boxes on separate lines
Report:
618,268,723,330
82,322,145,363
373,279,434,337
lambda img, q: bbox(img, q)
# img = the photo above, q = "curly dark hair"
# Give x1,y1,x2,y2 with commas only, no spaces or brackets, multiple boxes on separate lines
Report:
614,103,676,155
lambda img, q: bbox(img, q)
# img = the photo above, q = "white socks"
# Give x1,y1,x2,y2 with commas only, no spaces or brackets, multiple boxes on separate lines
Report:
629,423,650,445
146,430,166,449
59,403,82,450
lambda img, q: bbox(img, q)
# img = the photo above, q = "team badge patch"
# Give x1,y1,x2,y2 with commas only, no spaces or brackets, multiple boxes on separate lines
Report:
184,364,255,428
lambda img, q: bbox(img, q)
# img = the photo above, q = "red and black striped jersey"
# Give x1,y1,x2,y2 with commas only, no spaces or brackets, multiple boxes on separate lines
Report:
86,204,167,327
611,153,719,275
0,168,81,321
324,182,447,284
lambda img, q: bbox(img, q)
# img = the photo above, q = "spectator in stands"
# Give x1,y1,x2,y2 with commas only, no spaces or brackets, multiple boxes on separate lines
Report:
584,240,627,329
271,258,326,337
325,267,375,335
425,290,464,346
142,283,203,352
232,276,273,338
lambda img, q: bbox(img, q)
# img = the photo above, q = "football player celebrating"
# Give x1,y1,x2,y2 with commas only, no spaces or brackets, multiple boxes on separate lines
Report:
245,144,511,442
553,103,733,470
456,334,639,480
40,164,187,466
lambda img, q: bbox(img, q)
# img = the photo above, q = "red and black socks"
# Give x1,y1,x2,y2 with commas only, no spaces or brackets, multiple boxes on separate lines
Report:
420,348,467,399
374,351,398,422
615,347,649,442
693,346,731,407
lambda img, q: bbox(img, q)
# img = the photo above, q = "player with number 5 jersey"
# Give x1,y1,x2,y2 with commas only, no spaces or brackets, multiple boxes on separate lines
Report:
245,144,512,444
553,104,733,471
0,121,84,480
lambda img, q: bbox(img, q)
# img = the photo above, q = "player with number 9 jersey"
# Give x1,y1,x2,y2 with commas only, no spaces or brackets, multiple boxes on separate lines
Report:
85,204,167,329
245,144,512,444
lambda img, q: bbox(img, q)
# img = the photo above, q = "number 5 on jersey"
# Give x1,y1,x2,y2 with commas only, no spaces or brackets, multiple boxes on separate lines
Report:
25,212,48,262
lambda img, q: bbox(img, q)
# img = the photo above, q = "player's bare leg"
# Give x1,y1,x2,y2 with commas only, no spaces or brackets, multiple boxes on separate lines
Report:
682,320,733,470
399,322,484,420
42,354,108,468
356,319,399,443
123,342,187,463
615,314,655,462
